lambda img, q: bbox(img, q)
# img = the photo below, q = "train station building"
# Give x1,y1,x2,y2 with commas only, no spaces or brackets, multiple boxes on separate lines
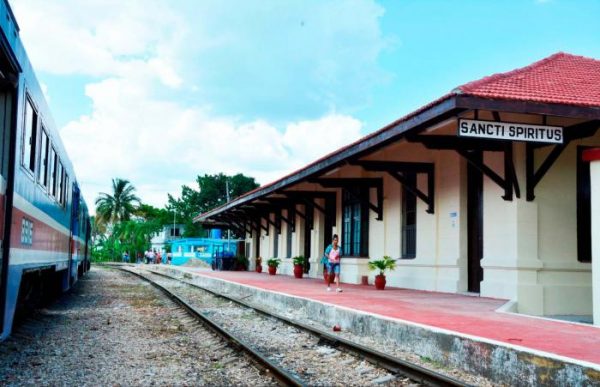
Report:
196,52,600,324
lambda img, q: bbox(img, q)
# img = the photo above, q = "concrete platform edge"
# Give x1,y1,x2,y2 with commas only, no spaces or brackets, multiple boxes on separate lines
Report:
158,266,600,386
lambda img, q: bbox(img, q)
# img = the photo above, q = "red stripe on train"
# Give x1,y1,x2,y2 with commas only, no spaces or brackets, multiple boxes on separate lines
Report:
10,206,70,254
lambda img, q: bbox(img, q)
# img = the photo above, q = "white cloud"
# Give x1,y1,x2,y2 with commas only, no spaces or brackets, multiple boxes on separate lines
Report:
10,0,382,212
11,0,184,88
61,75,363,210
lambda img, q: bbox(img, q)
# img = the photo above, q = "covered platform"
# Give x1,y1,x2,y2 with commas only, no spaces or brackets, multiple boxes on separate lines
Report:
165,265,600,366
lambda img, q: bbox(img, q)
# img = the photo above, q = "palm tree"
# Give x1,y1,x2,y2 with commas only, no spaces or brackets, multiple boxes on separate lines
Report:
95,178,141,224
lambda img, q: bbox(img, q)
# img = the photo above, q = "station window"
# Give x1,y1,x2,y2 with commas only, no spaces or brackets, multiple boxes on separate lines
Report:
37,128,49,187
401,174,417,259
286,209,294,258
23,98,38,173
577,146,592,263
273,226,279,258
170,228,180,237
342,188,369,257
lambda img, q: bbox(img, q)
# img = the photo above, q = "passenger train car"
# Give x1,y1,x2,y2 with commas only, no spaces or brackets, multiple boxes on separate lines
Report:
0,0,91,340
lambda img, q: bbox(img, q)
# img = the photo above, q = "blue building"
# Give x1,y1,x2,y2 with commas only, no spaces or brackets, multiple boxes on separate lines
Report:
170,237,244,266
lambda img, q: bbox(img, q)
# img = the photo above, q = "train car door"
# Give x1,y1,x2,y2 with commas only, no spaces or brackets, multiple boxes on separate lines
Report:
0,38,19,334
69,184,80,285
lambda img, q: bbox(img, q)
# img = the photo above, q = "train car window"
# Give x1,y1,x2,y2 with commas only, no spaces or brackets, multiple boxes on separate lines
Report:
37,128,49,187
57,162,64,204
55,161,62,199
23,97,38,173
63,174,69,206
48,147,56,197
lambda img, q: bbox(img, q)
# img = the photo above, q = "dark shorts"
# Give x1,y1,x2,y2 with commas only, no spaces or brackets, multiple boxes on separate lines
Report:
327,262,340,274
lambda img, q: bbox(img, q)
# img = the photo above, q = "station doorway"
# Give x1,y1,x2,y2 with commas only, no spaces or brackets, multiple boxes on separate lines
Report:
467,152,484,293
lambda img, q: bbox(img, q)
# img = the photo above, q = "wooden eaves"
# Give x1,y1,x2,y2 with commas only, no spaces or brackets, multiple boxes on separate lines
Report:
194,93,600,223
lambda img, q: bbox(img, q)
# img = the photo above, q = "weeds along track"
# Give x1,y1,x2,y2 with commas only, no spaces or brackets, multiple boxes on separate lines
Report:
123,265,471,387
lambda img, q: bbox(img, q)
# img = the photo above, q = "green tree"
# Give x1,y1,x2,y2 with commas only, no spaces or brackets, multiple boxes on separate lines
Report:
95,178,141,224
91,219,163,262
134,203,171,224
167,173,259,237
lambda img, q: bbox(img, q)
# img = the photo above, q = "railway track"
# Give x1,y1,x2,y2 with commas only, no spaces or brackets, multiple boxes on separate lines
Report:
116,266,300,386
116,264,471,387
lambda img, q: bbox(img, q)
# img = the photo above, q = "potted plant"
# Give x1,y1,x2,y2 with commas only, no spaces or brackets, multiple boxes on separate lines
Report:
255,256,263,273
292,256,305,278
267,258,281,275
368,256,396,290
235,255,249,271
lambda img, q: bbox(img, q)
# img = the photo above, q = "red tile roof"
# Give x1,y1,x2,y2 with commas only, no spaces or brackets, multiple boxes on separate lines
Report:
457,52,600,107
196,52,600,220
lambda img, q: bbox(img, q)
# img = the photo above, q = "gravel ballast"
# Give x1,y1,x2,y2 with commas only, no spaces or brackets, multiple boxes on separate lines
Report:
0,266,276,386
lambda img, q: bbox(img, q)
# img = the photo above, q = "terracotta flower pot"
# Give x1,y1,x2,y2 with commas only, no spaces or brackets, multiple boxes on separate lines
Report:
256,265,262,273
293,264,303,278
268,266,277,275
374,274,386,290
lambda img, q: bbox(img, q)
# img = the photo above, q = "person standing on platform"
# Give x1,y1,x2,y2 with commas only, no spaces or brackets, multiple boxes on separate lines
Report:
324,234,343,292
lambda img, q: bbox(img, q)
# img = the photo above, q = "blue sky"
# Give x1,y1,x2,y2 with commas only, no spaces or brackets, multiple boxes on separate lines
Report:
10,0,600,209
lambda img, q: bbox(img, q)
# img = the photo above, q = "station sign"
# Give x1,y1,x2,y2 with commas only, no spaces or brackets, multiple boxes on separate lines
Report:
458,119,563,144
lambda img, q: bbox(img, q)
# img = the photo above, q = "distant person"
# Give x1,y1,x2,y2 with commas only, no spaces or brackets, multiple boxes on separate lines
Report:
324,234,343,292
122,251,129,263
167,251,172,265
155,250,162,264
148,249,156,264
136,252,142,264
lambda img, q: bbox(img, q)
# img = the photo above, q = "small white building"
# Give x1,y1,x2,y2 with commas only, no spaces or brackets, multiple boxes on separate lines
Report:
150,224,185,252
196,53,600,324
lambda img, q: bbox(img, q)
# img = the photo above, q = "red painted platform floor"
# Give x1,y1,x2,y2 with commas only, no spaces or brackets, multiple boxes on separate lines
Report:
181,268,600,365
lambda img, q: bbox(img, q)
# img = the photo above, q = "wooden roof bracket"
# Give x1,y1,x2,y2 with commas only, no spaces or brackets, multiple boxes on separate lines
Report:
457,147,518,201
525,142,568,201
272,208,295,232
216,214,244,235
280,191,335,228
260,217,269,235
262,212,279,234
352,160,435,214
283,200,314,230
526,120,600,201
311,178,383,220
410,134,518,201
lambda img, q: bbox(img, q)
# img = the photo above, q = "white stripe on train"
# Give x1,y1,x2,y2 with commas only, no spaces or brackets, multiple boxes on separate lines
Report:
9,248,77,266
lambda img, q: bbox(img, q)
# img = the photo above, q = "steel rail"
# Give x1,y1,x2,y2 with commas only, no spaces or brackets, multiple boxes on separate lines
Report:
115,266,303,387
145,268,471,387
